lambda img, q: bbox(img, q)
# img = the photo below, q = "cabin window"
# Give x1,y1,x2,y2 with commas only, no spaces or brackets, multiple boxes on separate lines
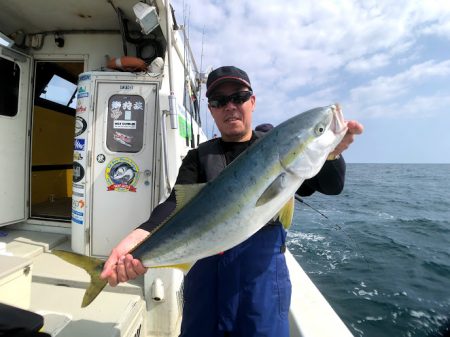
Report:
0,57,20,117
39,74,77,108
106,94,145,153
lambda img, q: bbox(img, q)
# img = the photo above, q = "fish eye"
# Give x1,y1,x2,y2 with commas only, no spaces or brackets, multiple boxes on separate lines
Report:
314,123,326,136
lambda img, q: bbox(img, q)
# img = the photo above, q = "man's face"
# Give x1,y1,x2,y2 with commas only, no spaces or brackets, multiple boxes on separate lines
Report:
208,82,255,142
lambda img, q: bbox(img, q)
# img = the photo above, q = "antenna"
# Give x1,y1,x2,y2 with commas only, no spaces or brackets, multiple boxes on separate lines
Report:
198,26,206,133
186,5,195,148
182,1,189,146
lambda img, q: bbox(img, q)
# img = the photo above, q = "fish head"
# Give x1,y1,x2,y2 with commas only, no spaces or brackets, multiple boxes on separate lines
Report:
277,104,348,179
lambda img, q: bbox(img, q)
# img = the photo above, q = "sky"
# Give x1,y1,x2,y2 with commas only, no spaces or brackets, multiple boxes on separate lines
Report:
171,0,450,163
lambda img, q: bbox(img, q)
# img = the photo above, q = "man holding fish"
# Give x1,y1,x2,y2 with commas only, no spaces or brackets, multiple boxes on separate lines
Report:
100,66,363,337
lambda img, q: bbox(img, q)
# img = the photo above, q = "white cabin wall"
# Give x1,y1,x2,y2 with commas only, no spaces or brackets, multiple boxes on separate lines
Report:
30,34,130,70
155,58,186,200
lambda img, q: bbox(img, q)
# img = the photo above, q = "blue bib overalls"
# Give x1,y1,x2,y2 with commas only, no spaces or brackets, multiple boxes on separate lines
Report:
179,133,292,337
180,222,291,337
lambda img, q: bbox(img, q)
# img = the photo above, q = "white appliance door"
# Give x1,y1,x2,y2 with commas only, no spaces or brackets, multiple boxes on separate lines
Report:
91,80,158,256
0,47,31,226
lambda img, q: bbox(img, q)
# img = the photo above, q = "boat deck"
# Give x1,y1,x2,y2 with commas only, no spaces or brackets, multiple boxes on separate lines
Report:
0,227,355,337
0,228,146,337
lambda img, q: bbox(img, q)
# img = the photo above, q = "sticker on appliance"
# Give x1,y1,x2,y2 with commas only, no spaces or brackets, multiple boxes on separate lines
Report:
71,196,85,225
75,103,86,114
113,131,133,147
74,139,85,151
72,209,83,217
113,120,137,129
96,154,106,163
73,152,83,161
73,183,84,190
72,191,84,197
75,116,87,137
110,109,122,120
73,162,85,183
72,198,85,210
79,74,91,82
105,157,139,192
77,86,89,98
72,216,83,225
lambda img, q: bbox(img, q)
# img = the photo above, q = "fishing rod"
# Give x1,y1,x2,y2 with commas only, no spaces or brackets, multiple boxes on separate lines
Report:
295,195,329,220
294,194,370,266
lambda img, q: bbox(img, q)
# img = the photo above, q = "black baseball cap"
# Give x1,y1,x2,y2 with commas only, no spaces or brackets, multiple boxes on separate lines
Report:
206,66,252,98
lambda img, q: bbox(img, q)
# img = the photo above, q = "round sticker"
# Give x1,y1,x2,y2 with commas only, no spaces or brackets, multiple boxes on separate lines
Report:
73,162,85,183
75,116,87,137
105,157,139,192
97,154,106,163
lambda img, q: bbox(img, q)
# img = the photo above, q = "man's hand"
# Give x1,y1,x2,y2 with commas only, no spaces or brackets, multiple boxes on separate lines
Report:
329,120,364,157
100,228,149,286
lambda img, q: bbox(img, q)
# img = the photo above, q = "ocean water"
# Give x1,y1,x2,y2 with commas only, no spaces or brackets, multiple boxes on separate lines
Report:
288,163,450,337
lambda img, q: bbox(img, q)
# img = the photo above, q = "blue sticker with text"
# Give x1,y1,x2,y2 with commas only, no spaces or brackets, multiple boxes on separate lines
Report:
72,217,83,224
72,210,83,217
74,139,85,151
77,86,89,98
79,74,91,82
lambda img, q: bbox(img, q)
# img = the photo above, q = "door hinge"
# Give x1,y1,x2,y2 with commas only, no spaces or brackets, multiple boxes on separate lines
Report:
87,150,92,167
90,96,95,113
85,228,90,243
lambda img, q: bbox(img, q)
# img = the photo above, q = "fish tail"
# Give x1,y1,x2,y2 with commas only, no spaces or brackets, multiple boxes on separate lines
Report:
51,250,107,308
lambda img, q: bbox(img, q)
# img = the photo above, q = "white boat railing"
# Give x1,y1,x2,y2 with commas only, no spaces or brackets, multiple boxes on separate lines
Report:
286,249,354,337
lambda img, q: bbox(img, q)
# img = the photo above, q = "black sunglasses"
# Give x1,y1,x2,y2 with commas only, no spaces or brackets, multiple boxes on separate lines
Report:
208,91,253,108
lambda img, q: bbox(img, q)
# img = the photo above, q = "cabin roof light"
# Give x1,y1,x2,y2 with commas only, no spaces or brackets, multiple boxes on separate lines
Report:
133,2,159,35
0,31,14,47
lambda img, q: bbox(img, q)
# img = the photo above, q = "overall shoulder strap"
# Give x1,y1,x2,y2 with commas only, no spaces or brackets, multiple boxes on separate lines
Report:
197,131,266,182
197,139,227,182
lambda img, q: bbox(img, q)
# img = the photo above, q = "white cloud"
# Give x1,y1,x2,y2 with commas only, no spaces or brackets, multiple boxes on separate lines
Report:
349,59,450,105
346,53,391,73
180,0,450,83
347,92,450,119
172,0,450,131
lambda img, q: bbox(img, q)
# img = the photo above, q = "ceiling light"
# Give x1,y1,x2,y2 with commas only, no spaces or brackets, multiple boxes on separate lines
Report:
0,31,14,47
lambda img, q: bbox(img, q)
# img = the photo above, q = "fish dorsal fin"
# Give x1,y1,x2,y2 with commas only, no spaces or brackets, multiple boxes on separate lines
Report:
278,196,295,229
173,183,207,211
256,173,287,206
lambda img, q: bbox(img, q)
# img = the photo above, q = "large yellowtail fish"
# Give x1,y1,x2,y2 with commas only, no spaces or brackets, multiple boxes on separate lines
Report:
53,104,348,307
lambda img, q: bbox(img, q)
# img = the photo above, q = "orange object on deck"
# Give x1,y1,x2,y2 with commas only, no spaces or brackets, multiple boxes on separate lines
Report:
106,56,147,72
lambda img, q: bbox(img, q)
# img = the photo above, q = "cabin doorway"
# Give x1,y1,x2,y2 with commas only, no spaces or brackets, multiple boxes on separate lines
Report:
30,60,84,221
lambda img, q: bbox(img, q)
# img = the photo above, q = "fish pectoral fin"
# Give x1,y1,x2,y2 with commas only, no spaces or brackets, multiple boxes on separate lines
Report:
256,173,286,206
174,183,207,210
150,262,193,274
278,196,295,229
52,250,107,307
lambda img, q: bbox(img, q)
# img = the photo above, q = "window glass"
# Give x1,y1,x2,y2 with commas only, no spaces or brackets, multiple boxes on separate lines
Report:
39,74,77,107
0,57,20,117
106,94,145,153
